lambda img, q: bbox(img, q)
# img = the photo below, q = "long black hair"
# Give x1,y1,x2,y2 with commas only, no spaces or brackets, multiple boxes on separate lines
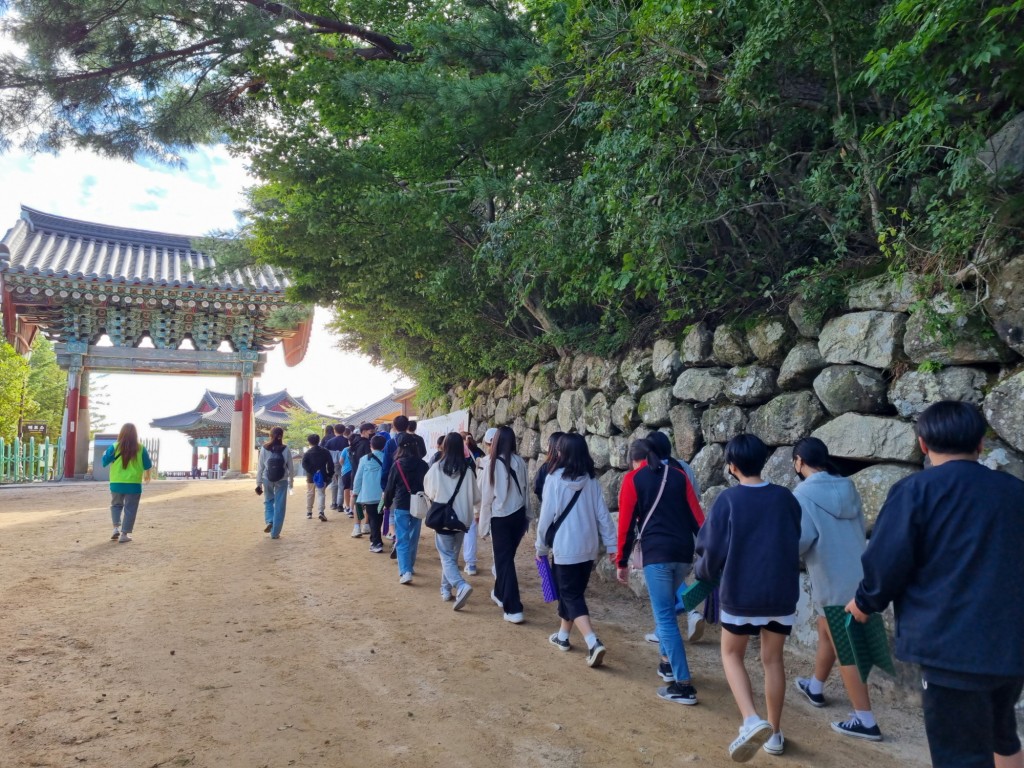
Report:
792,436,840,475
440,432,466,477
266,426,284,449
544,431,565,472
488,425,518,487
629,438,663,472
554,433,595,480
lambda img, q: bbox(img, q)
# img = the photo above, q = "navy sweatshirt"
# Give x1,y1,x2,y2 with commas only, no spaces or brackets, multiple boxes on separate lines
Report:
854,461,1024,678
694,483,801,617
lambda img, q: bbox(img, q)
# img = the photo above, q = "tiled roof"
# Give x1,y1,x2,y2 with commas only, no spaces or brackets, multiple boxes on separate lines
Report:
342,388,415,425
0,206,287,293
151,389,332,434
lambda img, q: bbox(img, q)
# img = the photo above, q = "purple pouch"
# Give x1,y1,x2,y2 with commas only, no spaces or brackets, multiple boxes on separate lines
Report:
535,556,558,603
382,507,390,536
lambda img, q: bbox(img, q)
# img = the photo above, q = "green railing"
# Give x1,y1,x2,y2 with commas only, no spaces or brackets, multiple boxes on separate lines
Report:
0,436,61,483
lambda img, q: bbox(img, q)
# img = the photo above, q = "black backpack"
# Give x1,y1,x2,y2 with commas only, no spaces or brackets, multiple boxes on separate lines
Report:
265,444,286,482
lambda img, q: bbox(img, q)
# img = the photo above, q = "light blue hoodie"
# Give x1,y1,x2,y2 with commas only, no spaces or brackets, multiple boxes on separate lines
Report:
352,449,384,504
795,472,866,609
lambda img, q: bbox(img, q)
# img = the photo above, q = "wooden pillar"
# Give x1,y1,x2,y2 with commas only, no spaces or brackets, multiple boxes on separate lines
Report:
191,442,199,472
75,370,90,478
229,376,255,474
62,368,80,480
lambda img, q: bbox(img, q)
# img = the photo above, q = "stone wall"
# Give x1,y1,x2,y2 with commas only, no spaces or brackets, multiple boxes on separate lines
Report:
419,266,1024,665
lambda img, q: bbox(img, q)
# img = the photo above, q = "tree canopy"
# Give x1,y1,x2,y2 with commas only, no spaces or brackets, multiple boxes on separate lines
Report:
0,334,67,442
4,0,1023,394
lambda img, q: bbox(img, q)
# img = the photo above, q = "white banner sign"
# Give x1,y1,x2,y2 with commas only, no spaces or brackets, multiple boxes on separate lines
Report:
415,409,470,455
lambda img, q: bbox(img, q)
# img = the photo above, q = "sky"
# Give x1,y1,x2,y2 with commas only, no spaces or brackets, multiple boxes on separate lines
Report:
0,146,414,470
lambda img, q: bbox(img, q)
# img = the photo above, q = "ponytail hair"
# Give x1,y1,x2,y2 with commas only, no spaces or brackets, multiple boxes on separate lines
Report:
629,438,662,472
793,436,840,475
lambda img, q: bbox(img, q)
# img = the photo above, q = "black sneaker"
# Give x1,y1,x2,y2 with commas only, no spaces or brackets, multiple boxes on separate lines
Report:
657,681,698,705
549,633,571,651
318,513,328,521
831,716,883,741
586,639,606,668
795,677,826,707
657,661,675,682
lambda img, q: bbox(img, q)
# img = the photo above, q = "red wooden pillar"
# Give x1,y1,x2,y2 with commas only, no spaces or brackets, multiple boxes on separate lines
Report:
239,378,254,474
191,444,199,472
62,368,80,479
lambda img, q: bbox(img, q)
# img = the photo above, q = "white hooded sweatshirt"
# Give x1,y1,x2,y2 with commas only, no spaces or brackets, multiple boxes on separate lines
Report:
535,468,617,565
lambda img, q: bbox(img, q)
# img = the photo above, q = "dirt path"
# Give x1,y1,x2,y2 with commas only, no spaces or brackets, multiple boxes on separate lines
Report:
1,480,930,768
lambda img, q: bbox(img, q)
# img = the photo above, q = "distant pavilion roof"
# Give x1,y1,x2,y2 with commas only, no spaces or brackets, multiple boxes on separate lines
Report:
343,388,417,425
151,389,336,440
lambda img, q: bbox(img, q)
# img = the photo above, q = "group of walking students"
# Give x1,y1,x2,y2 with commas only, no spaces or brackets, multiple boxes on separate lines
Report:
232,401,1021,767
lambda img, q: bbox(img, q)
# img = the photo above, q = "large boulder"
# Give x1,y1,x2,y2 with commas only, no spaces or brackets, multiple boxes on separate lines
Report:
747,317,794,366
537,396,559,424
527,363,557,404
588,356,624,394
493,377,512,400
557,389,589,434
638,386,674,427
611,395,640,433
850,464,920,531
888,367,990,420
587,434,611,470
847,273,922,312
691,443,727,491
778,341,827,390
701,484,729,512
724,366,779,405
762,446,799,491
983,370,1024,452
980,437,1024,481
493,397,511,426
701,405,747,444
570,355,592,389
524,405,540,430
609,435,631,470
669,404,703,461
904,302,1015,365
583,392,614,436
598,469,625,511
819,311,907,369
681,322,715,366
555,356,574,389
812,365,889,416
788,295,823,338
713,326,755,366
977,111,1024,177
652,339,683,383
621,348,655,396
749,392,827,446
673,367,728,403
985,254,1024,356
521,428,541,460
813,414,923,463
540,419,561,450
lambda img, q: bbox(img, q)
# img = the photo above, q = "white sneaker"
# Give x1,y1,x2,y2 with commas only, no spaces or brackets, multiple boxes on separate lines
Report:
729,720,773,763
350,524,362,538
110,528,120,541
504,612,524,624
490,590,504,608
644,631,660,644
453,583,473,611
399,572,413,585
361,523,370,534
118,532,132,543
464,564,478,576
687,611,706,642
763,732,785,756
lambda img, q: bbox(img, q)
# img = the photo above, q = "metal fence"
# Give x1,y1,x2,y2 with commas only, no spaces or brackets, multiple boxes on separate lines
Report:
0,436,62,483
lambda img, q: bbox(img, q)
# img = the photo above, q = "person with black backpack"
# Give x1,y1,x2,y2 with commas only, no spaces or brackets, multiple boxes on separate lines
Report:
256,426,294,539
301,433,335,521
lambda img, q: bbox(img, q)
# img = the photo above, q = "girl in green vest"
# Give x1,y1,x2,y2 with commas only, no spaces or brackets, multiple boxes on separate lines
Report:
102,423,153,543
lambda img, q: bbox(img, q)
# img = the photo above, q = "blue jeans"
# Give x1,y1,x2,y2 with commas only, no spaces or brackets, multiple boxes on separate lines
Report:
111,493,141,533
644,561,692,683
435,531,467,597
393,509,421,576
263,479,289,537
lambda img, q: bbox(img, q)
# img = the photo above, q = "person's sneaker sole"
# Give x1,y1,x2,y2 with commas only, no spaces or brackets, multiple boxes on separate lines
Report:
656,685,698,705
830,721,883,741
549,634,571,652
464,566,477,576
453,585,473,611
586,644,606,668
644,632,659,643
687,612,707,643
263,523,273,533
111,530,120,540
729,721,773,763
658,668,675,682
763,734,785,755
794,678,827,708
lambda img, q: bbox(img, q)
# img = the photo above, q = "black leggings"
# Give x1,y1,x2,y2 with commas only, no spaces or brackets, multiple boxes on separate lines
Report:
360,501,382,547
491,507,527,614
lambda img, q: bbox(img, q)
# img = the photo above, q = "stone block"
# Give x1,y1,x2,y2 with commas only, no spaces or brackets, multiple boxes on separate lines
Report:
521,428,540,460
762,446,799,491
819,311,907,369
713,326,755,366
724,366,779,405
609,435,630,470
850,464,920,531
494,397,510,426
984,370,1024,452
889,367,989,420
701,405,747,444
587,434,611,470
691,443,727,492
583,392,613,436
681,322,715,365
788,295,823,338
985,254,1024,356
588,356,624,394
749,392,827,446
652,339,682,383
621,348,655,396
778,341,827,390
599,469,625,512
673,367,727,403
638,386,674,427
669,404,703,461
540,419,561,450
570,354,592,389
747,317,794,366
904,304,1015,365
557,389,589,434
611,395,640,434
537,396,558,423
847,273,922,312
813,414,923,463
979,438,1024,481
812,365,889,416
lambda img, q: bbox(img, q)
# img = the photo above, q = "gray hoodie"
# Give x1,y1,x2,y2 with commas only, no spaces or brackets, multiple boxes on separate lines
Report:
795,472,867,610
535,469,617,565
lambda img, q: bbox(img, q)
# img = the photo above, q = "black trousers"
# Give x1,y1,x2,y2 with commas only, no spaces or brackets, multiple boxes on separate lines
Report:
360,501,382,547
921,675,1023,767
491,507,527,614
553,560,594,622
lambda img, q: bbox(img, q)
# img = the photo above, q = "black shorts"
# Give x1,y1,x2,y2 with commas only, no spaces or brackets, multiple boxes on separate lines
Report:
922,676,1023,766
342,472,353,490
722,621,792,637
553,561,594,622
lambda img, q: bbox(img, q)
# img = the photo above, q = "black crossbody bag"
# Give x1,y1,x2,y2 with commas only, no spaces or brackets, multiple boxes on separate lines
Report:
543,488,583,548
425,467,469,533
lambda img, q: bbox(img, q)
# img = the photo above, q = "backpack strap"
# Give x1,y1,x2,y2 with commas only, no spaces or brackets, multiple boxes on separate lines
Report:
396,461,412,493
636,465,670,542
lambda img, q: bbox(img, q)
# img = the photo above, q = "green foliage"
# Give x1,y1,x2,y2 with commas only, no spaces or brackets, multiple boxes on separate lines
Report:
0,341,30,442
917,360,944,374
5,0,1024,388
282,406,327,452
0,335,67,442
